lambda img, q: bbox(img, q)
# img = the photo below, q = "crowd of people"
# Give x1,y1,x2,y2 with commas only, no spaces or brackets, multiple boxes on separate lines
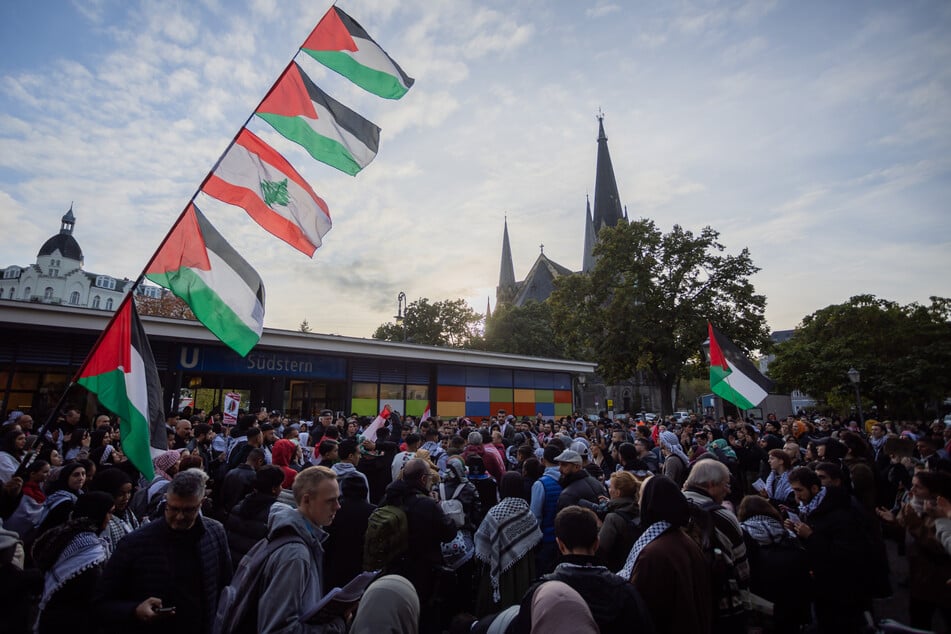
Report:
1,404,950,634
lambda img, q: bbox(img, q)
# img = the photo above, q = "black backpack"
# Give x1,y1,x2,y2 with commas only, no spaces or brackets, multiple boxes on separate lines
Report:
685,499,741,616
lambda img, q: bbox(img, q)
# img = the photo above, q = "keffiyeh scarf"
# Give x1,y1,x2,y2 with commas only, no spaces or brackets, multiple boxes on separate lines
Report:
659,431,689,466
617,520,672,581
798,486,827,520
474,497,542,602
38,531,109,614
766,470,793,503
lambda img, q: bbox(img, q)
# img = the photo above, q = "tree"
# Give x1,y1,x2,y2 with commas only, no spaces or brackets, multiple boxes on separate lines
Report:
299,319,313,333
484,301,566,358
549,219,769,415
372,297,484,348
134,293,195,320
768,295,951,417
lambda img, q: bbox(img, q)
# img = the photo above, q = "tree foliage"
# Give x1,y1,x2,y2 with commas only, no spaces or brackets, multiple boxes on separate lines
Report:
549,219,769,414
372,297,484,348
134,293,195,320
484,301,566,358
768,295,951,416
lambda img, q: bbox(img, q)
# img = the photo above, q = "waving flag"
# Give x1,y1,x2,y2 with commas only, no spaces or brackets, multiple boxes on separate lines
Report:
303,6,414,99
708,322,774,410
76,300,166,479
202,128,332,257
146,204,265,356
257,62,380,176
420,404,431,423
362,404,392,443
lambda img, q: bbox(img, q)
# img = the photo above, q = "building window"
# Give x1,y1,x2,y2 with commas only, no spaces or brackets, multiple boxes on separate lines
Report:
44,287,54,300
95,276,117,290
7,288,13,299
69,291,80,305
105,298,113,310
3,268,20,279
92,295,100,309
23,287,31,299
49,269,58,277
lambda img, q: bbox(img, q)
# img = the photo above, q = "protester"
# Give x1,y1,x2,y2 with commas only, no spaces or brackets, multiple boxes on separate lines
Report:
596,470,641,571
35,462,86,538
88,467,139,553
350,574,420,634
224,464,285,567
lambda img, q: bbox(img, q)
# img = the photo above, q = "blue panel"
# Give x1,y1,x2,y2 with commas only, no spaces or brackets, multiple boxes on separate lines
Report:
533,372,554,389
379,363,406,383
178,345,346,379
489,368,512,387
351,359,379,382
406,363,429,384
551,373,572,390
514,370,534,388
466,401,490,416
466,387,490,402
438,364,466,385
535,402,555,417
466,366,490,386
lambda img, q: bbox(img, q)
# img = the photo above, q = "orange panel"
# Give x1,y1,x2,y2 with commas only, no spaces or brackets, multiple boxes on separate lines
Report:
437,385,466,402
554,390,573,403
438,401,466,417
514,388,535,403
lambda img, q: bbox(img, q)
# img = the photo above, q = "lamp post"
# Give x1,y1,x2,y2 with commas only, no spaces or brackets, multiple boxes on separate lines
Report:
847,367,864,425
577,374,587,413
394,291,407,342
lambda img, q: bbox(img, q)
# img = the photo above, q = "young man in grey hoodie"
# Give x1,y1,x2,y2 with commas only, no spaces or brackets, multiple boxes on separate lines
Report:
257,465,345,634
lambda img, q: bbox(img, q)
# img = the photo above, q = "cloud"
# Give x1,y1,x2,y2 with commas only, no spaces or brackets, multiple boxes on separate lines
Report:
586,3,620,19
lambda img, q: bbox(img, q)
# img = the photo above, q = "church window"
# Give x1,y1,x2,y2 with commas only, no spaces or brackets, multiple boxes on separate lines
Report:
92,295,100,309
105,298,114,310
44,287,54,300
49,269,58,277
69,291,80,305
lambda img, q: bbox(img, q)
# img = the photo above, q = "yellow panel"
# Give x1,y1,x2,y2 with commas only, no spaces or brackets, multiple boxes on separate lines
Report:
514,388,535,403
438,401,466,417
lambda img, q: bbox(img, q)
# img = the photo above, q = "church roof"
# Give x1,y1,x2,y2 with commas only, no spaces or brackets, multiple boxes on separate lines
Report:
37,233,83,261
498,217,516,289
513,252,574,306
591,115,625,232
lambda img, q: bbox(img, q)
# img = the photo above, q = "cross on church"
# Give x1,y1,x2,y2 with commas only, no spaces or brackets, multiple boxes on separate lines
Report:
539,243,544,254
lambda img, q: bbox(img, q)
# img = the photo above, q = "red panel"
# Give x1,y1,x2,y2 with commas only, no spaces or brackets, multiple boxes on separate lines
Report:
490,402,513,417
553,390,572,404
514,402,536,417
437,385,466,401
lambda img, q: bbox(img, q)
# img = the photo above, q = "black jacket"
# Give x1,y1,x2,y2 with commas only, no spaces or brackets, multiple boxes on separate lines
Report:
557,470,604,511
325,495,377,589
800,485,871,602
218,463,255,514
224,491,279,567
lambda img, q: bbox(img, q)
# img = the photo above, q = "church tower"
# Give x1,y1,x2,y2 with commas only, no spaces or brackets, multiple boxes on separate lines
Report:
496,216,517,306
582,114,626,270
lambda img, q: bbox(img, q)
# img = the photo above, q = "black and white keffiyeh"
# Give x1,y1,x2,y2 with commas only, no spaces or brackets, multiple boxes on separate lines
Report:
38,531,109,614
474,497,542,602
617,520,672,581
798,486,827,520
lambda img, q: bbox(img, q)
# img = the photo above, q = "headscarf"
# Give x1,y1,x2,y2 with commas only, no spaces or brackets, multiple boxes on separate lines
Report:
70,490,115,529
89,467,132,497
152,450,181,481
350,575,419,634
710,438,737,461
617,475,687,579
46,462,86,496
475,492,542,602
530,581,598,634
658,431,689,466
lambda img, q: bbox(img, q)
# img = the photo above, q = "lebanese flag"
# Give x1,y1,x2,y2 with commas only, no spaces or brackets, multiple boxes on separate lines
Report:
708,322,774,410
362,404,392,443
146,204,265,357
303,6,414,100
257,62,380,176
76,300,167,479
420,404,431,423
202,128,331,257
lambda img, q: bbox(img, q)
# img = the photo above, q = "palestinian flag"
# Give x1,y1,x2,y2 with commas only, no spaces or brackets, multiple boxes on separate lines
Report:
146,204,265,357
362,404,392,443
302,6,414,100
76,300,166,480
257,62,380,176
708,322,774,410
202,128,331,257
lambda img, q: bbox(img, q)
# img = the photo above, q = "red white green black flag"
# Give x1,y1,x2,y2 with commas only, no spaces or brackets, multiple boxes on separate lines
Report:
708,322,774,410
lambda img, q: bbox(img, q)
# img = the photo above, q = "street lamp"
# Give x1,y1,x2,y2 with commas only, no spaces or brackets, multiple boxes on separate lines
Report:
577,374,587,413
847,367,864,425
394,292,407,342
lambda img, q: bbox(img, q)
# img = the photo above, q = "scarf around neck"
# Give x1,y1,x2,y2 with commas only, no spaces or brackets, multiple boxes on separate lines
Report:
617,520,672,581
474,497,542,603
798,486,827,519
38,531,109,614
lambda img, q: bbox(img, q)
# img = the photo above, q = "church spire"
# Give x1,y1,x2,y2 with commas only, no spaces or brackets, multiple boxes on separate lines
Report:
582,195,596,274
592,113,624,233
496,216,517,306
60,203,75,235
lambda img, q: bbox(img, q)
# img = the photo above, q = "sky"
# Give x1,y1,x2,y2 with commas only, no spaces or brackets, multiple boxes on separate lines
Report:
1,0,949,339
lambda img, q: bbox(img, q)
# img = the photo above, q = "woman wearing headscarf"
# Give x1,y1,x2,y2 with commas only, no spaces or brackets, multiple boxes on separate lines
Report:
89,468,139,553
87,429,120,467
4,459,50,540
0,428,27,482
440,455,482,622
623,475,712,634
658,431,689,487
350,574,420,634
32,490,114,634
528,580,598,634
270,438,299,489
35,462,86,538
474,472,541,616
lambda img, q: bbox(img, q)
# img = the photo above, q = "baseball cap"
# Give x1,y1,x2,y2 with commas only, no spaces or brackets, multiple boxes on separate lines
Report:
554,449,582,465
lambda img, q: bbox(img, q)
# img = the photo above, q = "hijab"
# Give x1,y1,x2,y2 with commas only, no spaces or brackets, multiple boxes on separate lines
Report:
350,575,419,634
639,475,690,528
530,581,598,634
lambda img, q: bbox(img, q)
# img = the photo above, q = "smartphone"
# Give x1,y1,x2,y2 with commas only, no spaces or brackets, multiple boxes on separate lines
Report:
154,607,176,614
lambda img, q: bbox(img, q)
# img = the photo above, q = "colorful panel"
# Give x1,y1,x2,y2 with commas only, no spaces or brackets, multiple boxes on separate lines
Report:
534,389,554,403
438,401,466,417
514,388,535,403
405,399,428,417
490,402,513,416
554,390,572,403
534,373,555,389
535,402,555,417
466,386,490,402
438,385,466,401
514,370,534,388
489,368,512,387
466,366,490,386
554,402,573,416
466,401,490,417
514,402,536,417
350,398,377,416
489,387,513,402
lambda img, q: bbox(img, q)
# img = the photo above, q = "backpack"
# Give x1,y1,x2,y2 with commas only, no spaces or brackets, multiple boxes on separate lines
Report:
685,499,741,616
213,532,305,634
362,504,409,572
439,483,467,528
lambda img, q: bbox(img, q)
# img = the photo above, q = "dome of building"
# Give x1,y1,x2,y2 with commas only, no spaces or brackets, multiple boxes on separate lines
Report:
37,206,83,262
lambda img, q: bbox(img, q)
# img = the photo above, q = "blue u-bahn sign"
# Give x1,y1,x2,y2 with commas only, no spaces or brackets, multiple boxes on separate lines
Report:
177,345,346,379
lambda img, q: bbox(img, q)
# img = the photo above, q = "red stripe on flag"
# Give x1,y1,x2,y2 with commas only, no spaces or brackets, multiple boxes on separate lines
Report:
79,300,132,378
258,64,319,119
304,7,358,52
708,322,729,371
146,205,211,274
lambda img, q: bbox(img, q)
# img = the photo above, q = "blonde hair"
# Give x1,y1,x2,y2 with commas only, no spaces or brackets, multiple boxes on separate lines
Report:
610,470,640,498
292,465,336,503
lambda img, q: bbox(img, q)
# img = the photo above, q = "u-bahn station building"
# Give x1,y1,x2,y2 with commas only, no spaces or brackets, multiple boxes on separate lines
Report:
0,300,595,423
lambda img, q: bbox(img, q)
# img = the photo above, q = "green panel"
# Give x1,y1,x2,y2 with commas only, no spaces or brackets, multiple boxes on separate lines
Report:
405,399,428,417
534,389,554,402
554,402,573,416
350,398,377,416
489,387,513,402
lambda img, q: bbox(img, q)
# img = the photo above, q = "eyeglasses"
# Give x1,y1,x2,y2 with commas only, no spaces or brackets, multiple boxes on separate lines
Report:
165,504,201,516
